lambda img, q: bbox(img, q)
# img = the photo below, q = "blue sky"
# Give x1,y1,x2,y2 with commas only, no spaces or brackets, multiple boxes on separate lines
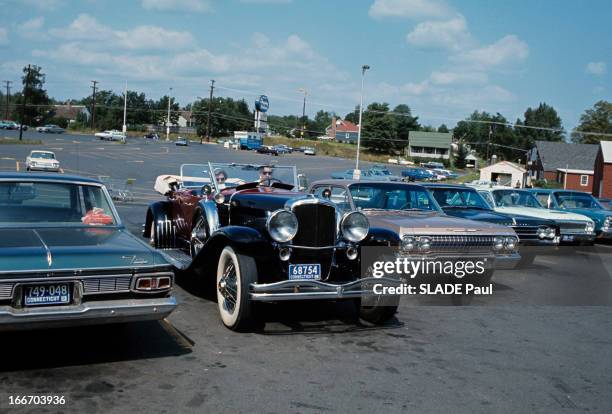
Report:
0,0,609,131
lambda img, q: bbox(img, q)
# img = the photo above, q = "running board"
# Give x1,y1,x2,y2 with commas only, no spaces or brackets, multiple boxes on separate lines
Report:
159,249,193,271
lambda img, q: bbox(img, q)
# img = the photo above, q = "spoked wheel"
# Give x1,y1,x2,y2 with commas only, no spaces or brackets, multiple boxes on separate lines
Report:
355,295,400,325
190,213,207,258
216,246,257,331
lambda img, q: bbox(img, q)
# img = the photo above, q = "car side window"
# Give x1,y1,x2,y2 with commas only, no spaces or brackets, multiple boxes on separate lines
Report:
535,193,550,208
479,191,495,207
329,186,351,211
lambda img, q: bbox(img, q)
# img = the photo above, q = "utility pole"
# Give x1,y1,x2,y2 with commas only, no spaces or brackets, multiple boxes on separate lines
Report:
91,80,98,131
205,79,215,143
298,88,307,139
122,81,127,135
19,65,31,141
486,125,492,165
166,87,173,141
3,80,11,119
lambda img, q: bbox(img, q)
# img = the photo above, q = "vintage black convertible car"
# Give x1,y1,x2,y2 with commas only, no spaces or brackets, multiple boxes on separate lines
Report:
0,173,176,331
144,163,398,330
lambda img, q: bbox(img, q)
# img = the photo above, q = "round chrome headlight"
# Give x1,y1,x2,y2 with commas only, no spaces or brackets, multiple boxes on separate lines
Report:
603,217,611,231
545,227,556,239
401,235,416,251
266,210,298,243
504,236,517,250
493,236,505,250
536,227,547,239
418,236,431,252
585,221,595,233
340,212,369,243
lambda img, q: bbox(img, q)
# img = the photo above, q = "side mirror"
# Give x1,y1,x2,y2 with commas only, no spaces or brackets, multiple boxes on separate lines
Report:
322,188,332,199
202,184,212,195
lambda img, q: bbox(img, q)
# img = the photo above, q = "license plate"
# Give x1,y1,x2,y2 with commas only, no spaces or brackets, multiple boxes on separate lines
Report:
23,283,71,306
288,264,321,280
562,235,575,241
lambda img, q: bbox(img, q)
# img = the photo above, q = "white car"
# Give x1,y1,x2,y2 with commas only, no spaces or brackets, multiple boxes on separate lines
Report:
95,130,126,141
474,186,596,244
26,150,60,172
303,147,316,156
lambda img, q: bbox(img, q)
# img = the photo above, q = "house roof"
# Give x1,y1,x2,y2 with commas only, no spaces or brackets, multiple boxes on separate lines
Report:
557,168,593,175
327,119,358,133
53,105,88,120
535,140,598,172
480,160,526,173
408,131,452,149
600,140,612,163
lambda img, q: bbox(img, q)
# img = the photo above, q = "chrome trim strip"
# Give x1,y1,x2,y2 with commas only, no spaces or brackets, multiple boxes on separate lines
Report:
0,264,170,276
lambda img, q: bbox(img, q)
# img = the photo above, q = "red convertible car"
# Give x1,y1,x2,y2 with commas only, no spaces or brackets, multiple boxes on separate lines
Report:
143,163,399,330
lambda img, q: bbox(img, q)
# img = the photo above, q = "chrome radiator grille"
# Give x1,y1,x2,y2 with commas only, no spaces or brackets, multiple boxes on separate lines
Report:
559,221,587,234
512,225,539,240
429,235,496,252
0,275,133,300
292,203,336,247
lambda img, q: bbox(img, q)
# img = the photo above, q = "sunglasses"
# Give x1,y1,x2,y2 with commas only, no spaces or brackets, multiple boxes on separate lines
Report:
262,171,273,176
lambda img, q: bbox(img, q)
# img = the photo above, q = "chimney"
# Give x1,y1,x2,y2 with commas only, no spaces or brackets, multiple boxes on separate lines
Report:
331,116,336,139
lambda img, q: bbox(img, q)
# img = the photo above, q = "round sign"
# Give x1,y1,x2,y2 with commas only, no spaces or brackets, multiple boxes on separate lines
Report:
256,95,269,113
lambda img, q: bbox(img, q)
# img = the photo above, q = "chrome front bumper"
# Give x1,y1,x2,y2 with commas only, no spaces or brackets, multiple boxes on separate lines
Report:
559,233,596,245
0,296,177,331
250,277,400,302
27,165,60,172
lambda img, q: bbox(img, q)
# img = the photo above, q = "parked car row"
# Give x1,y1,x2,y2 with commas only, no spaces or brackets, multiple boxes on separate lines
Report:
95,129,126,141
0,120,27,130
36,124,65,133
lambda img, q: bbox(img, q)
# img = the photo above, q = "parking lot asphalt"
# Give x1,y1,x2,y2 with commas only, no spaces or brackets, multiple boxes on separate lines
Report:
1,131,612,413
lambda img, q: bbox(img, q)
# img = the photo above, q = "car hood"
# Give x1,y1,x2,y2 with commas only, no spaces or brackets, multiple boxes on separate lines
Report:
0,227,166,274
441,207,513,225
495,206,592,222
363,209,514,236
559,208,612,225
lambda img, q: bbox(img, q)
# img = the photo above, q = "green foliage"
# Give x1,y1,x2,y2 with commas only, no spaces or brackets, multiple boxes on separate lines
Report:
516,102,564,147
454,111,519,162
454,142,468,169
12,65,51,125
344,106,360,124
392,104,419,150
438,124,449,133
362,102,395,153
192,97,252,138
571,100,612,144
48,117,69,128
531,179,562,189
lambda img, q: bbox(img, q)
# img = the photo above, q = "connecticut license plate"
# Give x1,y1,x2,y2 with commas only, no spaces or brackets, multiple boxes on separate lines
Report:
23,283,71,306
288,264,321,280
562,235,575,242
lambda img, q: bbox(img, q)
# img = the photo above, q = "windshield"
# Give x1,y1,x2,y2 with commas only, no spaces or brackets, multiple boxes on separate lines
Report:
491,189,543,208
349,183,439,211
209,162,297,190
554,192,603,209
31,152,55,159
429,188,491,209
180,164,212,188
0,182,117,226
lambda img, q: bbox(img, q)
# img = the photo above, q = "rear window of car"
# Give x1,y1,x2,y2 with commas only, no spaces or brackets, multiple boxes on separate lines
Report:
0,182,117,226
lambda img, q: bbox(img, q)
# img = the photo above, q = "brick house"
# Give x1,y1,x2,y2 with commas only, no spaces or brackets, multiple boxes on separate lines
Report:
527,140,598,183
593,141,612,198
326,117,359,143
555,168,594,192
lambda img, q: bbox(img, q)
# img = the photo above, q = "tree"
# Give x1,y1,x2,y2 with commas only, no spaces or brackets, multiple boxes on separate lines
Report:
453,111,520,162
454,142,468,169
572,100,612,144
151,95,180,127
192,97,251,138
344,105,360,124
361,102,395,152
13,65,51,125
438,124,449,133
516,102,564,148
391,104,419,151
314,110,333,134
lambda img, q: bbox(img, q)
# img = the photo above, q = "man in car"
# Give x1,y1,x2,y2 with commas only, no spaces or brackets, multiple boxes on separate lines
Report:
259,165,274,184
215,168,228,189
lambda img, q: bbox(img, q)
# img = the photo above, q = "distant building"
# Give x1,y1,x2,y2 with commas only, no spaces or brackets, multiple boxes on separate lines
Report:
177,111,196,128
326,117,359,143
408,131,452,160
593,141,612,198
52,104,90,124
555,168,593,192
480,161,526,188
527,140,598,183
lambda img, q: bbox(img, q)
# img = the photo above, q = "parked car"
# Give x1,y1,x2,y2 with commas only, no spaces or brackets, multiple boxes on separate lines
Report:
273,144,292,154
433,168,458,179
25,150,60,172
309,180,521,303
144,163,395,330
529,189,612,240
401,168,434,181
15,123,28,130
36,124,65,134
424,184,558,265
422,161,445,169
598,198,612,210
256,145,279,156
303,147,316,156
330,169,387,181
175,137,189,146
95,129,126,141
474,186,596,245
0,172,176,331
369,166,402,181
144,132,160,140
0,121,19,130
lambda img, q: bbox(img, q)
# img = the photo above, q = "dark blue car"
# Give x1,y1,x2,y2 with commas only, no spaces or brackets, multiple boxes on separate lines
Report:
402,167,434,181
0,172,177,331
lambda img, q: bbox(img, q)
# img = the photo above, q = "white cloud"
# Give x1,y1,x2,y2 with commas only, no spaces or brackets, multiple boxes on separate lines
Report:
429,70,488,85
406,14,472,51
586,61,606,76
369,0,453,19
400,80,429,95
451,35,529,69
0,28,7,45
141,0,210,12
50,14,195,50
17,17,45,39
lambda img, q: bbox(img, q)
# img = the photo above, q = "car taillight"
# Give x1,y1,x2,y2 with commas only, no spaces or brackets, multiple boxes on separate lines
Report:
134,275,172,291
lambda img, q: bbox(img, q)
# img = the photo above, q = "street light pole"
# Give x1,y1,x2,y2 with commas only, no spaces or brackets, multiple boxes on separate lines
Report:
122,81,127,135
166,87,172,141
354,64,370,179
